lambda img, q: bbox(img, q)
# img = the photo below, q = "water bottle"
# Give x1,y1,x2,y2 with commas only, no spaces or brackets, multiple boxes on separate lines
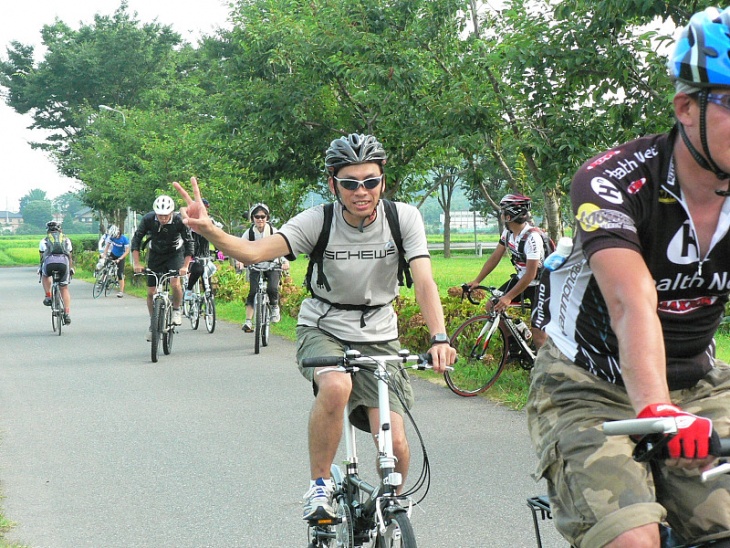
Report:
513,318,532,340
543,237,573,272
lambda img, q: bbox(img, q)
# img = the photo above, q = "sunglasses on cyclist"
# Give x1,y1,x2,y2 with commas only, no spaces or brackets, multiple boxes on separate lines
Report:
253,215,267,220
707,93,730,112
333,174,384,191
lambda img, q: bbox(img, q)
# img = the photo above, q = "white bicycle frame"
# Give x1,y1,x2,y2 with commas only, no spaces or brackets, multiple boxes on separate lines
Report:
318,349,422,533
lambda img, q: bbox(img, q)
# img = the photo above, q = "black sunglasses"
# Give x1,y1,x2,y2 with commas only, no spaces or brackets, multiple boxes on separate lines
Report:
333,174,384,191
253,215,267,220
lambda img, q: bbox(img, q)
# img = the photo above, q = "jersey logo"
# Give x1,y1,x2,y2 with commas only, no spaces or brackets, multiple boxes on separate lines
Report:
666,222,699,265
591,177,624,204
576,204,636,233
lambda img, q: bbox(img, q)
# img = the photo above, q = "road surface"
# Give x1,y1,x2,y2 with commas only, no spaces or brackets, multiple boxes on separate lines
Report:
0,266,564,547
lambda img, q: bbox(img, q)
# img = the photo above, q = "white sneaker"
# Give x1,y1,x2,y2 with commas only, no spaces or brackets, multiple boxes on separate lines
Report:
146,328,152,342
302,479,335,521
242,320,253,333
172,309,182,325
271,305,281,323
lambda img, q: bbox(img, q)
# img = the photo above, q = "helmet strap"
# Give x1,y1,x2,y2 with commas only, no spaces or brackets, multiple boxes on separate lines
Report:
677,90,730,195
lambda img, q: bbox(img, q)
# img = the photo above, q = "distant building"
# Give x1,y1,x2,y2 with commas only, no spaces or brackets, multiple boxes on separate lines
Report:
440,210,491,232
0,211,23,233
73,207,96,225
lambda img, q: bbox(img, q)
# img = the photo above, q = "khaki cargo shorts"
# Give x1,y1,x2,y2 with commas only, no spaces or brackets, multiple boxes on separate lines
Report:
296,326,415,433
526,338,730,547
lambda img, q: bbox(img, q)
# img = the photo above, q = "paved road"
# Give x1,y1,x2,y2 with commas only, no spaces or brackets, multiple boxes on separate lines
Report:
0,267,564,547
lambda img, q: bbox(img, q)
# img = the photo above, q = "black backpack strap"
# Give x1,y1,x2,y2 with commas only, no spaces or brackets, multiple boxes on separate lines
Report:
305,203,334,293
382,199,412,288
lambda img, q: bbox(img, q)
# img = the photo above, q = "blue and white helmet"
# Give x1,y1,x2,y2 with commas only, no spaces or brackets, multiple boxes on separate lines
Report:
669,7,730,88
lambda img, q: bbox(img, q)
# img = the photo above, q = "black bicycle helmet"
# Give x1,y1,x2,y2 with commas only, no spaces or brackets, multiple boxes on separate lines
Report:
46,221,62,232
499,194,532,222
325,134,387,172
249,203,270,221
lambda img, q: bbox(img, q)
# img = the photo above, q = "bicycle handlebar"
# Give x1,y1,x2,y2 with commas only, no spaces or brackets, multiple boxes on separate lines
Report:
460,283,501,306
603,417,730,481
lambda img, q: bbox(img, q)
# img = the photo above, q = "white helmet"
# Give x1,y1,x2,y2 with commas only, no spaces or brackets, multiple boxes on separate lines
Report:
153,195,175,215
107,224,119,237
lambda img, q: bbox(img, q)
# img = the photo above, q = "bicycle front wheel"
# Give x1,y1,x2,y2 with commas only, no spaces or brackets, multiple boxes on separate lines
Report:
375,511,416,548
151,299,164,363
189,298,200,330
163,304,174,355
445,315,508,396
92,272,106,298
254,295,265,354
203,294,216,333
262,304,270,347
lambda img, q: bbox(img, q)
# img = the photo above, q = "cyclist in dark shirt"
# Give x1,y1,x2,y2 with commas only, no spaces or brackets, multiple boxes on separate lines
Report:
529,8,730,547
131,195,194,339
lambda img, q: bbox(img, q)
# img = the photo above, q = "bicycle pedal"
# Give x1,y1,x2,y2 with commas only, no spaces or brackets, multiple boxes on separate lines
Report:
307,516,341,526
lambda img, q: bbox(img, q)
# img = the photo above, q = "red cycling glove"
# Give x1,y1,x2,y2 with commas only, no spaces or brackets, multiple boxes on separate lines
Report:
637,403,713,459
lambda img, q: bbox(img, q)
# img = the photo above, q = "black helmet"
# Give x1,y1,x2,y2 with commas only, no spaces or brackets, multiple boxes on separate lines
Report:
325,134,387,172
499,194,532,222
46,221,62,232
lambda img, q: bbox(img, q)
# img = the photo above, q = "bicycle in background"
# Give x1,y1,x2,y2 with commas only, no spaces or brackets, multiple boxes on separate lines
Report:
303,350,450,548
248,263,282,354
445,284,535,396
136,269,180,363
183,257,217,333
93,257,120,298
528,418,730,548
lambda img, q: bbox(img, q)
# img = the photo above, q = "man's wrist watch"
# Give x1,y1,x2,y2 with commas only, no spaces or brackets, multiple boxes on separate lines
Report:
430,333,450,345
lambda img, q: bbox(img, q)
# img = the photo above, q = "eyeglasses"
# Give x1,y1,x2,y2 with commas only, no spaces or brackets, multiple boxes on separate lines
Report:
333,174,384,191
707,93,730,112
253,215,267,220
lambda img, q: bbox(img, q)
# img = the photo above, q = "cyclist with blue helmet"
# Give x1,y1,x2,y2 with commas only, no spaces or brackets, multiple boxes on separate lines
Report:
528,8,730,547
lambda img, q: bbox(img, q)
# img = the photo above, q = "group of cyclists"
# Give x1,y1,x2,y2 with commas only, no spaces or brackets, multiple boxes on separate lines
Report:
33,8,730,545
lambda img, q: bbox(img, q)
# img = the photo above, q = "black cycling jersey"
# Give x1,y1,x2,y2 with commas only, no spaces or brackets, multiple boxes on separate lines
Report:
130,211,194,257
536,126,730,390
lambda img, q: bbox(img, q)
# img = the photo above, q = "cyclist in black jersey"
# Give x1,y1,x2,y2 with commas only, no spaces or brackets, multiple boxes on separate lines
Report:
131,195,194,338
172,135,456,523
528,8,730,547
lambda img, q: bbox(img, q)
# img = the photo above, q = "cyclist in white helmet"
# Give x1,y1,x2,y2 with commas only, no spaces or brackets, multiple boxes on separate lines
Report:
528,8,730,547
173,135,455,522
131,195,194,339
101,224,130,297
238,202,289,332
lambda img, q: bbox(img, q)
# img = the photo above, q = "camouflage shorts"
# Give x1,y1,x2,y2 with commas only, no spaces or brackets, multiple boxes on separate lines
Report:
295,326,415,433
526,338,730,547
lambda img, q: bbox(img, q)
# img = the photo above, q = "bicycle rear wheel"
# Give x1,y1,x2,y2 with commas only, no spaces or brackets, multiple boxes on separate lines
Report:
163,304,174,355
445,315,508,396
203,293,216,333
375,510,416,548
104,271,113,297
51,285,62,335
151,299,164,363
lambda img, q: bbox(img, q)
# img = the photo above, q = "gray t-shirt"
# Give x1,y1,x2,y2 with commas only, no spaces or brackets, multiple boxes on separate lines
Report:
279,201,429,342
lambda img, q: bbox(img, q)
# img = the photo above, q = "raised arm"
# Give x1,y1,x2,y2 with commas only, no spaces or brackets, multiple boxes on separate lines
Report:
173,177,291,265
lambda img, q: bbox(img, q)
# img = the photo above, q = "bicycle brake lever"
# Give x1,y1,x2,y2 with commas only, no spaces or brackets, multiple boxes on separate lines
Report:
701,461,730,482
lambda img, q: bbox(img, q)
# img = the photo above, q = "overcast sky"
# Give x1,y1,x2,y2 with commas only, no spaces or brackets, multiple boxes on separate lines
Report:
0,0,231,212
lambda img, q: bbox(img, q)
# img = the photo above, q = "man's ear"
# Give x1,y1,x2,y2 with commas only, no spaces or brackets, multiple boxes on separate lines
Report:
673,92,696,127
328,176,336,195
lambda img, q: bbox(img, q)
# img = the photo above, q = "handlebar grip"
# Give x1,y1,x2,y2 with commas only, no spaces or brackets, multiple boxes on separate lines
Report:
301,356,345,368
602,418,677,436
719,438,730,457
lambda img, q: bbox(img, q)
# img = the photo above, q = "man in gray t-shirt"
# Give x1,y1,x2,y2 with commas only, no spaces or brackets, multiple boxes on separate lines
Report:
174,133,456,522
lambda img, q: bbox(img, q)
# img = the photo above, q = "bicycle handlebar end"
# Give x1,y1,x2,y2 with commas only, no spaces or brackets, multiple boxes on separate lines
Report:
301,356,345,368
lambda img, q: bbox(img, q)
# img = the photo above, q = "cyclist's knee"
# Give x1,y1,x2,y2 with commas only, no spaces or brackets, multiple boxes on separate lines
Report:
601,523,659,548
315,374,352,405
